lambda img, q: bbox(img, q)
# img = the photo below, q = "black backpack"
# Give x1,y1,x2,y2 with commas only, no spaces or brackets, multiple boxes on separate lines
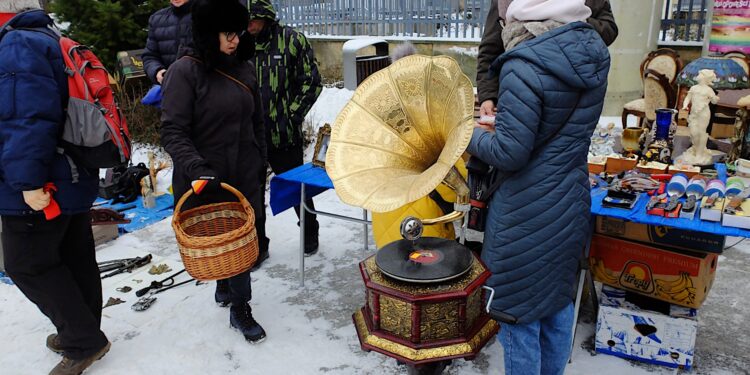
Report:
99,163,150,204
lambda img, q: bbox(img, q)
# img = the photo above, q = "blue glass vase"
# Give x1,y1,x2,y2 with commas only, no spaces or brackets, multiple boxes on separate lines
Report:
654,108,675,141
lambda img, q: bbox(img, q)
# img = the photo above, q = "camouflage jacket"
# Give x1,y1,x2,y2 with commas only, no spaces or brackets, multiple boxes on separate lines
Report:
251,22,322,150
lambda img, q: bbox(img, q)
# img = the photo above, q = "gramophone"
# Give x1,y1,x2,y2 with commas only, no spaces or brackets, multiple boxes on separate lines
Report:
327,55,498,373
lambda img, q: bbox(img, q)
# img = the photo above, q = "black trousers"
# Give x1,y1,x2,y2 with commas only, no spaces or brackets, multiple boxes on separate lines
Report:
1,213,108,359
216,269,252,305
257,145,319,253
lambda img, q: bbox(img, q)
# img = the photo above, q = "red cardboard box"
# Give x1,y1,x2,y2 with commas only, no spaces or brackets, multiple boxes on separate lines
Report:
589,234,718,309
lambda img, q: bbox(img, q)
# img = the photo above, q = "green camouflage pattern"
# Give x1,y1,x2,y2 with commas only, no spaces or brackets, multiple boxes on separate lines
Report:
251,16,322,149
247,0,277,21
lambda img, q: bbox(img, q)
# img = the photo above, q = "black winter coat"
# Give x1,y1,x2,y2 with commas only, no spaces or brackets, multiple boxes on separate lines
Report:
160,49,267,213
142,3,193,84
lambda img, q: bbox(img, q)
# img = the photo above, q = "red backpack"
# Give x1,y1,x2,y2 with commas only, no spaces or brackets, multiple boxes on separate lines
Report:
58,37,131,170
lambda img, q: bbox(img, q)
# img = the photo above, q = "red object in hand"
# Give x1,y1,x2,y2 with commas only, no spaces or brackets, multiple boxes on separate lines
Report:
43,183,61,220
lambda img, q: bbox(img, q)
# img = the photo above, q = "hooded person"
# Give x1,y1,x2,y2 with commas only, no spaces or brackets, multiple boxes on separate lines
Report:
244,0,323,266
466,0,610,373
160,0,268,344
1,2,111,375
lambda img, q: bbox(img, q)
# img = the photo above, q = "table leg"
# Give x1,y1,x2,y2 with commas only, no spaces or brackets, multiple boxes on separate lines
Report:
363,209,368,257
300,183,306,287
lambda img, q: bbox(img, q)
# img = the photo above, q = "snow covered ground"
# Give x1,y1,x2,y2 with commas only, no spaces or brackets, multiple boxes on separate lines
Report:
1,89,749,374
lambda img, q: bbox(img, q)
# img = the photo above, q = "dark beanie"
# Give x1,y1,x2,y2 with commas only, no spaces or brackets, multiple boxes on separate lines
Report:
192,0,249,36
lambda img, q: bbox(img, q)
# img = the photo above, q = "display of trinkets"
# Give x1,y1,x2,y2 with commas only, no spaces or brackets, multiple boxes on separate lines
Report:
642,108,677,164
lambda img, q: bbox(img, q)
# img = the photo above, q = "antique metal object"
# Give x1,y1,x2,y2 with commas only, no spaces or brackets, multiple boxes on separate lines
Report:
354,254,498,366
327,55,474,214
90,208,131,225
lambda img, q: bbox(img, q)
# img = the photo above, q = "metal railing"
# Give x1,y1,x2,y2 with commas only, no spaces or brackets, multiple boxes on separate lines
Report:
271,0,490,39
660,0,708,45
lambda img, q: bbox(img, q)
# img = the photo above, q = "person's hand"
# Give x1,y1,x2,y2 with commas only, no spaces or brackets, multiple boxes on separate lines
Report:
156,69,167,84
191,174,221,195
479,100,496,119
23,188,51,211
475,122,495,133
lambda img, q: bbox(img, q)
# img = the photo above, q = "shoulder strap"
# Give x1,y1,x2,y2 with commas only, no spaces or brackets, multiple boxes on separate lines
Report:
484,91,583,198
181,55,252,93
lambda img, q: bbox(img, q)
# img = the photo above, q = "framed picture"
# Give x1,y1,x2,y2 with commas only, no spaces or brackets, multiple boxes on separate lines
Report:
312,123,331,168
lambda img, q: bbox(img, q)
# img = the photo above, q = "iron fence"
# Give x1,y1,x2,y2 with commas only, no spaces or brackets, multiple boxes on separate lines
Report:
270,0,490,39
660,0,708,45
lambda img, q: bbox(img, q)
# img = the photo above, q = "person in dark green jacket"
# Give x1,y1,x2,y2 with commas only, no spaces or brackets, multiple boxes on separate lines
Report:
245,0,323,266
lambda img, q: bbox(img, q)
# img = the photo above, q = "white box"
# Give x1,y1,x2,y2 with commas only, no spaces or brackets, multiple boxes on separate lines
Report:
700,197,724,222
595,285,698,370
721,198,750,229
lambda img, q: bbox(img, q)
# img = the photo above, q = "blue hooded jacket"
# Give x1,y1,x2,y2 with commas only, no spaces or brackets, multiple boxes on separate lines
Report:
467,22,610,324
0,10,98,216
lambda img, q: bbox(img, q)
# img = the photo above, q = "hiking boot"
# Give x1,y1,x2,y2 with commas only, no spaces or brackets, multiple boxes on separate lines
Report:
250,250,269,272
215,280,231,307
304,237,319,257
230,303,266,344
49,341,110,375
46,334,64,355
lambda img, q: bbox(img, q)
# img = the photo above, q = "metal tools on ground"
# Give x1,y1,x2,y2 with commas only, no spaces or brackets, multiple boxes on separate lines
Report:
98,254,153,279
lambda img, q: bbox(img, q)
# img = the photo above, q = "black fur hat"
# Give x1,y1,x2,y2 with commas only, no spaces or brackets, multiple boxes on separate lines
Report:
191,0,250,68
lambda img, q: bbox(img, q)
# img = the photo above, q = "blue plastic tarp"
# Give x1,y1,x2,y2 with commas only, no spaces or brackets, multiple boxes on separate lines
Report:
269,163,333,215
0,272,13,285
94,194,174,233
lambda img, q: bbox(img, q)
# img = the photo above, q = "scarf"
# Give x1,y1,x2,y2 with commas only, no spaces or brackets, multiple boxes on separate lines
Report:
505,0,591,24
501,20,564,51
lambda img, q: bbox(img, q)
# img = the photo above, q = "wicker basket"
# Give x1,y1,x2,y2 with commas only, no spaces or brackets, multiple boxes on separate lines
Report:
172,183,258,281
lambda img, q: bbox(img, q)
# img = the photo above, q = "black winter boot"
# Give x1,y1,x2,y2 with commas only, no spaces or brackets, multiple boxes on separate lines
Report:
230,303,266,344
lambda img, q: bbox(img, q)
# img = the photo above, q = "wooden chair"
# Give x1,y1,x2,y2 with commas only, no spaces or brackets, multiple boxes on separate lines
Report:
622,49,683,127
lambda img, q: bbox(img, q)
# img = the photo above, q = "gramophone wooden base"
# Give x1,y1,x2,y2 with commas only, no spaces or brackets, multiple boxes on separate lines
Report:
353,252,499,366
353,309,498,366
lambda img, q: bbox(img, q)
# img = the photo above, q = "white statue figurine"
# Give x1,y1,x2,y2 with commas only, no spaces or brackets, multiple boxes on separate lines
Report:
681,69,719,166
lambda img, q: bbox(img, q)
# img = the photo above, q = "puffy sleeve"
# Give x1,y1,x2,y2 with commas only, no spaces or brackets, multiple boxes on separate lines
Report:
142,13,166,84
467,60,543,172
586,0,618,46
0,32,62,191
476,0,505,105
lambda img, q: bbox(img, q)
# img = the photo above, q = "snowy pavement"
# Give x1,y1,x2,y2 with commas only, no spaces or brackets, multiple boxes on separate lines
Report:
1,189,749,374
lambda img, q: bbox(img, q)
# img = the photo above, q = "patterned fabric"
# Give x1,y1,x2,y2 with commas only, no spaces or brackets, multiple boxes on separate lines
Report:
247,0,276,21
250,11,322,150
468,22,610,324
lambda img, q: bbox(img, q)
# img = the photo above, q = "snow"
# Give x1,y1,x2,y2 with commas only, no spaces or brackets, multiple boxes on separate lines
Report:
2,88,750,374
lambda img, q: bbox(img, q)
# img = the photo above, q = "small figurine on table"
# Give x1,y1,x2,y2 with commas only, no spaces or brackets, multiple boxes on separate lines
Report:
681,69,719,166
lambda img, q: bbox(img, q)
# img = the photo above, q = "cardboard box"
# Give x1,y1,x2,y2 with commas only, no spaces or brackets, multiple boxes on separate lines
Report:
588,161,606,174
595,217,725,253
595,285,697,370
589,235,718,308
637,161,669,175
92,224,119,247
606,156,637,174
710,122,735,139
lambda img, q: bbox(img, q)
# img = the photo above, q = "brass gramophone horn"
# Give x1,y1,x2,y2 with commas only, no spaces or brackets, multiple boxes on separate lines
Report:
326,55,475,236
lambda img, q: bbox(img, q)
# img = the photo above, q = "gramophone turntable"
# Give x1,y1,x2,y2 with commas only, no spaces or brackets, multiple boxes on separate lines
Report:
327,55,498,373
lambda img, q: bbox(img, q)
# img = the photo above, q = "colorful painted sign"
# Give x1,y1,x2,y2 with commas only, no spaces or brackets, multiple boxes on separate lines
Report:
709,1,750,54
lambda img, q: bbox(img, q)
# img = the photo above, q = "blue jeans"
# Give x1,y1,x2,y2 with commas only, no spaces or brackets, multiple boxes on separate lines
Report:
498,302,574,375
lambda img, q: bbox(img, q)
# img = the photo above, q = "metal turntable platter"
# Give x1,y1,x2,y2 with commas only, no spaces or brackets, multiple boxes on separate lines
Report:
375,237,474,283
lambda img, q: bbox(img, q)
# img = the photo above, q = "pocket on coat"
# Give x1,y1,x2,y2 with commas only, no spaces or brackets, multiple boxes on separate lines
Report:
0,73,16,119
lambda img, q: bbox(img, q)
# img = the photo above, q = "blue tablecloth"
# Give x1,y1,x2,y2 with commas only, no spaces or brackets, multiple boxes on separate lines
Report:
269,162,750,238
94,194,174,233
270,163,333,215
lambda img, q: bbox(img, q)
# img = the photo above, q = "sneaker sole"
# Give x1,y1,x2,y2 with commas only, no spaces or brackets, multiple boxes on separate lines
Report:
229,325,266,344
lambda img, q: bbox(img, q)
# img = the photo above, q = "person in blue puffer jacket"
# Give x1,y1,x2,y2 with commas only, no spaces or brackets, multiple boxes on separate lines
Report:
0,6,110,375
467,0,610,374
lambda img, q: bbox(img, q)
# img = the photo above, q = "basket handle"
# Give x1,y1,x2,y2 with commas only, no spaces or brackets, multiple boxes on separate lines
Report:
174,182,253,216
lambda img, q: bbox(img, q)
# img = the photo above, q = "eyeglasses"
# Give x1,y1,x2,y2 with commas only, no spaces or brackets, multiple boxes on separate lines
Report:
223,30,246,42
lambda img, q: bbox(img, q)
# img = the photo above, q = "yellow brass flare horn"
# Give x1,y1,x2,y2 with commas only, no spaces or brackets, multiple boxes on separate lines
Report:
326,55,475,214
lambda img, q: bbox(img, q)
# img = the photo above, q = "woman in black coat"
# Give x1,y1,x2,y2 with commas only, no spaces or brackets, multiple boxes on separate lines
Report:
160,0,268,344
